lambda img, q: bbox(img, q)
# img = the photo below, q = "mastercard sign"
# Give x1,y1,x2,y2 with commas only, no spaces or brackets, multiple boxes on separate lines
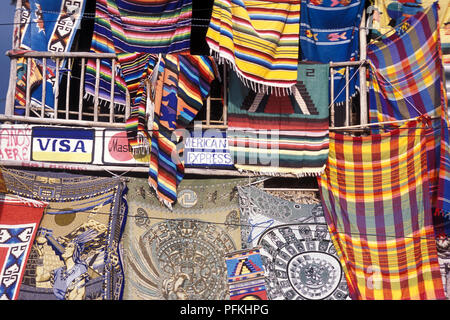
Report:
102,130,149,165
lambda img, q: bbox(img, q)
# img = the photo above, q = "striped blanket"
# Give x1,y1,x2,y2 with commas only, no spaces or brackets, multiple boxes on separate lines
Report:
85,0,193,106
318,117,445,300
227,63,329,176
300,0,365,107
124,54,218,208
206,0,300,94
367,3,450,230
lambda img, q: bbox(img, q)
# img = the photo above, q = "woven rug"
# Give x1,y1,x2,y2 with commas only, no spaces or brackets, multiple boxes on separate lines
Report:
122,177,247,300
2,169,128,300
227,63,329,177
15,0,86,112
300,0,365,107
206,0,300,94
318,117,445,300
225,248,268,300
367,3,450,232
124,53,218,209
0,194,47,300
238,185,350,300
85,0,192,107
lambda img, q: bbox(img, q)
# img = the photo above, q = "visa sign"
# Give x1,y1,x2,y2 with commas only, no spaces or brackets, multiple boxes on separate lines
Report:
31,127,94,163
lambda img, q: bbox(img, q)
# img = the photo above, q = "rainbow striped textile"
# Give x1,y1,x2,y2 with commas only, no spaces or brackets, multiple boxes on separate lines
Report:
85,0,193,107
206,0,301,95
367,3,450,234
227,63,330,177
124,53,218,209
318,117,446,300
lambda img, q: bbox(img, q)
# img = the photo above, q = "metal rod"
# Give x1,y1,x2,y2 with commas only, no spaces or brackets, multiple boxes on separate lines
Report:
54,58,60,119
223,65,228,125
109,59,115,123
359,10,368,125
65,58,72,120
78,58,85,121
345,66,350,126
206,96,211,126
41,58,46,117
7,51,117,59
94,58,100,122
330,67,335,127
25,57,31,117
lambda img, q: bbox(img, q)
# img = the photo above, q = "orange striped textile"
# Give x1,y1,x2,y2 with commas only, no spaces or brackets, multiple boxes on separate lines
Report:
318,117,446,300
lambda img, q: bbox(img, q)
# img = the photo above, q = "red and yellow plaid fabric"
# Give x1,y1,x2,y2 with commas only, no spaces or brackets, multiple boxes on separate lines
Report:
318,117,445,300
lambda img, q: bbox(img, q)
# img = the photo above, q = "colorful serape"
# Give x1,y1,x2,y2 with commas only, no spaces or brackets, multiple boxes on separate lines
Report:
206,0,300,94
15,0,86,112
122,177,246,300
365,0,450,49
225,248,268,300
125,54,218,209
318,117,445,300
2,169,128,300
367,3,450,231
238,186,351,300
227,63,329,176
300,0,365,106
85,0,193,106
0,194,47,300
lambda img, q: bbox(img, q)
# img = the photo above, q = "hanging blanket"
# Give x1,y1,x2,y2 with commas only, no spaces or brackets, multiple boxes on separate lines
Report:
1,169,128,300
0,195,47,300
365,0,450,49
367,3,450,235
300,0,365,107
238,186,351,300
206,0,300,94
124,54,218,209
122,177,246,300
318,117,445,300
225,248,268,300
15,0,86,112
227,63,329,176
84,0,193,107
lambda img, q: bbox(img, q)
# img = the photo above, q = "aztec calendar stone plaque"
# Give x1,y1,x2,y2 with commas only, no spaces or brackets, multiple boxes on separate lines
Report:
257,224,349,300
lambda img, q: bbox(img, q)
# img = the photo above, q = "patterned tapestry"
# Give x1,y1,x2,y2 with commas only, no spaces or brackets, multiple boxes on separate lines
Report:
206,0,301,94
365,0,450,49
366,3,450,234
225,248,268,300
318,117,445,300
0,195,47,300
436,236,450,299
122,177,247,300
124,53,218,209
85,0,193,107
1,169,128,300
15,0,86,112
300,0,365,107
238,186,350,300
227,63,330,177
